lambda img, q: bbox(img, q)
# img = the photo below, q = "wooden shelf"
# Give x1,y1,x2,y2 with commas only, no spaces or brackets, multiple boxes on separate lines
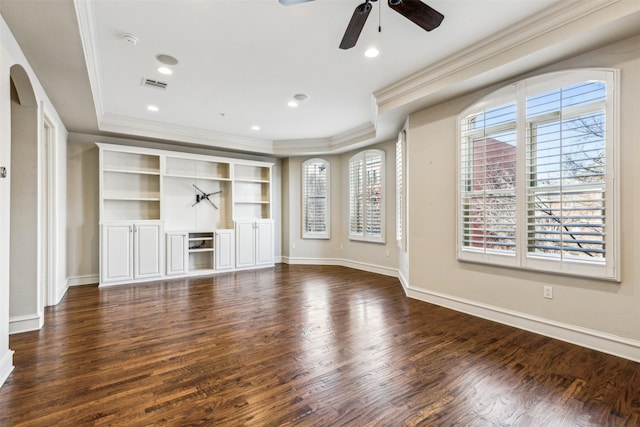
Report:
165,173,231,181
234,201,270,204
234,178,270,184
104,196,160,201
189,248,215,253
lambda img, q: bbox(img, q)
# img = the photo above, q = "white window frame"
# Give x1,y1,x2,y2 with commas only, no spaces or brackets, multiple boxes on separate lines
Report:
396,130,407,251
349,149,385,243
457,69,619,281
302,158,330,239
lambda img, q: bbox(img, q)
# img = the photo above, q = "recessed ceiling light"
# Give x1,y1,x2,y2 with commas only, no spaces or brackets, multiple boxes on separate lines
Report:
251,125,260,131
147,105,159,112
157,66,173,75
293,93,309,102
288,101,299,108
364,48,379,58
156,54,179,66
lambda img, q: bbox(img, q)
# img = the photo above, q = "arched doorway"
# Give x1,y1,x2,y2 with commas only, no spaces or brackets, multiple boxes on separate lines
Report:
9,65,41,332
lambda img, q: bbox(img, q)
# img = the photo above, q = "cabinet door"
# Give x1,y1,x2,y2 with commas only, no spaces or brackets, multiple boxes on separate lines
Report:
102,223,133,283
135,223,162,279
215,230,234,271
166,233,188,276
235,221,256,268
255,221,274,266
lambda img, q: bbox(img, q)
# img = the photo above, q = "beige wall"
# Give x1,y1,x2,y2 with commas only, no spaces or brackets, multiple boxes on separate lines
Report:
283,140,399,274
405,35,640,344
1,14,68,385
66,141,99,281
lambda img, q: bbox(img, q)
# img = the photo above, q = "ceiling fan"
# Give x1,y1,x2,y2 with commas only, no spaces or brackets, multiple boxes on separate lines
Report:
279,0,444,50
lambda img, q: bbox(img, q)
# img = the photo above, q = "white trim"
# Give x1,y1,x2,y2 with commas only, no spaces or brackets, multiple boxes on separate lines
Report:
374,0,628,112
54,281,69,306
9,313,44,335
67,274,99,287
397,269,409,293
100,114,274,155
406,285,640,363
0,350,15,388
73,0,104,121
281,257,398,278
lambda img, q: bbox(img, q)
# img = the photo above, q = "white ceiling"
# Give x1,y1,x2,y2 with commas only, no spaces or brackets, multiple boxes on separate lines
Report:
2,0,640,156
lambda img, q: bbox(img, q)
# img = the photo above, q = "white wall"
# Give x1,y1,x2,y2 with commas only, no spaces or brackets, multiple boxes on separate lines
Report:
283,140,399,276
0,15,68,386
404,35,640,361
66,133,283,284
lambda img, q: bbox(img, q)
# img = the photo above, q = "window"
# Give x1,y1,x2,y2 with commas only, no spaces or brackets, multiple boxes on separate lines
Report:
396,130,406,250
458,69,618,280
302,158,330,239
349,149,385,243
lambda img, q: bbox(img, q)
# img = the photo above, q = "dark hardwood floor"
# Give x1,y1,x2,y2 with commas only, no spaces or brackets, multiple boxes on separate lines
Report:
1,264,639,426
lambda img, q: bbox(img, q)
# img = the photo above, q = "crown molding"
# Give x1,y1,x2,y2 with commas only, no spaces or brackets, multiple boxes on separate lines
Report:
273,122,377,156
100,113,275,155
74,0,104,121
374,0,634,114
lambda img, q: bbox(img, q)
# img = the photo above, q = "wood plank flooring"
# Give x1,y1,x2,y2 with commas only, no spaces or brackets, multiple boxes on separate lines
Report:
1,264,639,426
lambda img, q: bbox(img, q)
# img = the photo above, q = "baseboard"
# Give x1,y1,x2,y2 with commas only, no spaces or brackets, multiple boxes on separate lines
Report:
9,313,44,335
54,281,69,305
0,350,14,388
406,285,640,363
67,274,99,287
281,256,399,278
398,269,409,293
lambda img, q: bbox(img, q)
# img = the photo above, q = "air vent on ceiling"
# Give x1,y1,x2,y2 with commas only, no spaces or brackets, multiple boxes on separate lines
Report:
141,77,168,90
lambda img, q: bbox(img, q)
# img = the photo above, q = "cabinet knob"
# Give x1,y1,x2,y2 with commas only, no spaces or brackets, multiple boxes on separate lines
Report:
0,166,6,179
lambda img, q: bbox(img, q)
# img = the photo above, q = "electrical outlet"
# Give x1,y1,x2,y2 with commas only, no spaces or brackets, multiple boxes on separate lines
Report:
543,286,553,299
291,243,296,249
340,244,343,250
386,249,390,257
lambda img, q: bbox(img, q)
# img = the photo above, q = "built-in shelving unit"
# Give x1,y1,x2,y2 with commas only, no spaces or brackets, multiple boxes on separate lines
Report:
98,143,275,286
233,164,271,220
101,150,161,221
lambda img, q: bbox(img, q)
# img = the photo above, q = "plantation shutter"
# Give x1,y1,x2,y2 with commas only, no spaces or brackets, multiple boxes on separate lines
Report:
349,155,364,236
365,151,383,238
302,159,329,238
460,102,517,255
396,132,404,245
525,81,607,261
349,149,385,242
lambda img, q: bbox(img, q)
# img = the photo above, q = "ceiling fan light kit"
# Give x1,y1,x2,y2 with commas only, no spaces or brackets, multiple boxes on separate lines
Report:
280,0,444,50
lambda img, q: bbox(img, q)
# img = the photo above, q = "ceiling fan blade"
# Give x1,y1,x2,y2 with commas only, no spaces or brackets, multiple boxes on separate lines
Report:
278,0,315,5
339,2,373,50
388,0,444,32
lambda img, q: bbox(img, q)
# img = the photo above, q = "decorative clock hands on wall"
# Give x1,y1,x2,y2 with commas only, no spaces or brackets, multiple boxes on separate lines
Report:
192,184,222,209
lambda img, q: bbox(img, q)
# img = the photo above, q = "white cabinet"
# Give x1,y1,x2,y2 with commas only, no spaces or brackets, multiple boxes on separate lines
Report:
215,229,234,271
101,222,162,284
235,220,274,269
166,232,188,276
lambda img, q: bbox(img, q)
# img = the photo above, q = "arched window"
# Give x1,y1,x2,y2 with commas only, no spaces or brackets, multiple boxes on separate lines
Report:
302,158,330,239
458,69,618,280
349,149,385,243
396,130,406,250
